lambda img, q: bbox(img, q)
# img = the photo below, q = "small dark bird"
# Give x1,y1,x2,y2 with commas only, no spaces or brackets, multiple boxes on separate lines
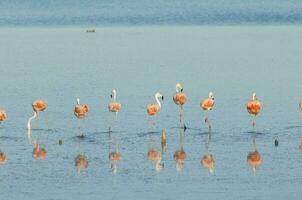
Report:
274,139,279,147
59,139,63,145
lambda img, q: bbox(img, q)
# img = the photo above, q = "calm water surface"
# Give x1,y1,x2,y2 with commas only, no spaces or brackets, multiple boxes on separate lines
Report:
0,26,302,199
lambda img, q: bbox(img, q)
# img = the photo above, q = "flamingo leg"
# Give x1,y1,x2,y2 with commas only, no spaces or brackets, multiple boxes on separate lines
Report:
205,111,211,132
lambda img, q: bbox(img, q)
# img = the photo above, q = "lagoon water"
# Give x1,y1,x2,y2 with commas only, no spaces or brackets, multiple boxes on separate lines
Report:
0,26,302,199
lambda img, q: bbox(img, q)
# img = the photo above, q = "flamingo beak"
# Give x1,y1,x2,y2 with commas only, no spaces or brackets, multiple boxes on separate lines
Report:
181,88,183,92
110,94,113,98
162,96,164,101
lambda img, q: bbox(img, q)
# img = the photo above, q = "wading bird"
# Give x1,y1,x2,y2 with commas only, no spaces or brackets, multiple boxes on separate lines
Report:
0,109,7,122
147,92,164,130
247,137,262,172
27,100,48,130
246,93,262,128
173,83,187,130
108,89,121,132
74,98,89,119
200,92,215,131
299,100,302,111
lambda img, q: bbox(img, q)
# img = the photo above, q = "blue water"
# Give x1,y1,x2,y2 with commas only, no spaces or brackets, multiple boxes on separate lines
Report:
0,26,302,199
1,0,302,26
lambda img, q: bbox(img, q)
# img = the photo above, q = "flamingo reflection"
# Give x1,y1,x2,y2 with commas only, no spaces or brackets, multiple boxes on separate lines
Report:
174,129,186,172
108,133,121,174
75,153,89,173
147,130,164,172
247,136,262,172
201,132,215,174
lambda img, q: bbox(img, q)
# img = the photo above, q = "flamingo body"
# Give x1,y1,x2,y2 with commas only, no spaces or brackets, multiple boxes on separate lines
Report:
147,104,160,116
201,98,214,110
173,93,187,106
0,110,7,122
108,102,121,113
32,100,48,112
0,152,7,164
74,104,89,118
247,100,262,115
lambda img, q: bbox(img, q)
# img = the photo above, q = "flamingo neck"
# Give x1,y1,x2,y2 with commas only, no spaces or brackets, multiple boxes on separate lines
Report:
155,94,161,108
27,111,37,130
112,90,117,101
252,93,256,100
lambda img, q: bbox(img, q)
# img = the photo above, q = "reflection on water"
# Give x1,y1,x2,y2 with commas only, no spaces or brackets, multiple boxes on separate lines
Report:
174,129,186,172
147,129,164,172
75,153,89,173
109,132,121,175
247,136,262,173
201,131,215,174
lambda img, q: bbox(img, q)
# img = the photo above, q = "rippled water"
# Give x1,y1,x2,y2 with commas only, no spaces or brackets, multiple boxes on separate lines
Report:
1,0,302,25
1,26,302,199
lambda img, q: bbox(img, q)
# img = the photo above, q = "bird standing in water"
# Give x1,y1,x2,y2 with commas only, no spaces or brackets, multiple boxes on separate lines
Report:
147,92,164,130
246,93,262,128
27,100,48,130
108,89,121,132
173,83,187,130
74,98,89,137
200,92,215,131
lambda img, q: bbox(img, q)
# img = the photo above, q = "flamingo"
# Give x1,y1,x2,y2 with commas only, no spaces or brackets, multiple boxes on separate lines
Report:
0,109,7,122
173,83,187,130
200,92,215,131
299,100,302,111
147,92,164,130
74,98,89,137
108,89,121,132
27,100,48,130
74,98,89,119
0,151,6,165
246,92,262,128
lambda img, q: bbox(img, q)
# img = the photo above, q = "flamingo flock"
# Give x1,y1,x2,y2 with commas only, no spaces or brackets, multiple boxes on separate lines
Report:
1,84,302,174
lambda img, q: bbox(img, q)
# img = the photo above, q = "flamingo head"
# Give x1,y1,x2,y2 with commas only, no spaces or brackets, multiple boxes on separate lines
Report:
176,83,183,93
76,98,80,105
155,92,164,101
209,92,214,100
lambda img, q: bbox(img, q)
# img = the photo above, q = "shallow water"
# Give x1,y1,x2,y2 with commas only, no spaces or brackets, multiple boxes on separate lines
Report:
0,26,302,199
